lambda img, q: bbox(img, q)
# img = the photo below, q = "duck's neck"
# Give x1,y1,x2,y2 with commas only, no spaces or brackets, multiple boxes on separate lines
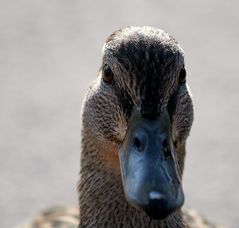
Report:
78,136,187,228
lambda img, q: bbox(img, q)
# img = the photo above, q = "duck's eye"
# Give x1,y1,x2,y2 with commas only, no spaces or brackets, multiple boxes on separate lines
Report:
102,64,114,83
179,68,186,84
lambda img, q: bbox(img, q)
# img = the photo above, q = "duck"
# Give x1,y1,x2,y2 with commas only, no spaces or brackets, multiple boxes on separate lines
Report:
20,26,222,228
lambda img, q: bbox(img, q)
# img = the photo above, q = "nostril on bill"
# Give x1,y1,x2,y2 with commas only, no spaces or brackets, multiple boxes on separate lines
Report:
133,137,142,151
132,129,148,152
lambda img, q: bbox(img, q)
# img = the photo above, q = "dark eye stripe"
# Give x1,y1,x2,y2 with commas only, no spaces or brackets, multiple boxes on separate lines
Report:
103,64,114,83
179,68,186,84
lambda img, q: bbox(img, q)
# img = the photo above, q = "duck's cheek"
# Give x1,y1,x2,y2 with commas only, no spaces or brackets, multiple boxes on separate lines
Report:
82,89,126,145
170,85,194,142
100,143,121,173
113,114,128,142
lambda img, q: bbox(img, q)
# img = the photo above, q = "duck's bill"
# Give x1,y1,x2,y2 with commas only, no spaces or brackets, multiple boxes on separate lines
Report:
119,109,184,220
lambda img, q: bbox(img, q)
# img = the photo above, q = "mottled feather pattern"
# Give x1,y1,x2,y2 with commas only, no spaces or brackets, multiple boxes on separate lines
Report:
17,206,79,228
17,26,223,228
18,206,222,228
78,26,193,227
103,26,184,120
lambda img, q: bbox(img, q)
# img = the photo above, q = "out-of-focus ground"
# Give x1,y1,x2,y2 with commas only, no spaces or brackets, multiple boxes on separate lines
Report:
0,0,238,227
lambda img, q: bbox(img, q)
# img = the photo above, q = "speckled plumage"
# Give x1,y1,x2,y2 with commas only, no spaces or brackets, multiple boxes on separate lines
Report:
19,26,222,228
18,206,223,228
79,26,192,228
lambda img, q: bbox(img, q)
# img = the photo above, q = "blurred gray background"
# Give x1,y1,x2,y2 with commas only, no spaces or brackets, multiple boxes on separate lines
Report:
0,0,238,227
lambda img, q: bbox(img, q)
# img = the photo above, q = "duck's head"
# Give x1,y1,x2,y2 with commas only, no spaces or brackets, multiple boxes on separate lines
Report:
82,26,193,220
